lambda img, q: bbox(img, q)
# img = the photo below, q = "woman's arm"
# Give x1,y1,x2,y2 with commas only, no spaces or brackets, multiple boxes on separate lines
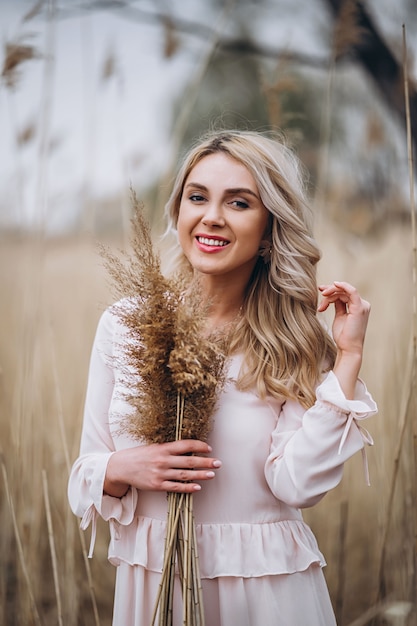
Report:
318,281,370,399
264,283,376,508
264,372,377,508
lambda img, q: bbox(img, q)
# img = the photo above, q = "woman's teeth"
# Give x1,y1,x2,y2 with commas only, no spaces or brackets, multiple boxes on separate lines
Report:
198,237,228,247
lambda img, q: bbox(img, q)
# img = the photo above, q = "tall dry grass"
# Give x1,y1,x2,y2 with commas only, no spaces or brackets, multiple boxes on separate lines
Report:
0,4,415,625
0,214,414,625
0,234,116,625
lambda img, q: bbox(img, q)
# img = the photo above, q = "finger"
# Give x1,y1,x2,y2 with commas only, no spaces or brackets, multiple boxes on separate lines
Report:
319,282,365,313
332,283,370,315
333,280,355,292
162,481,204,493
165,467,218,483
317,292,349,312
317,283,347,312
319,287,350,301
165,439,213,456
319,281,354,293
333,298,348,317
161,466,219,493
169,453,222,470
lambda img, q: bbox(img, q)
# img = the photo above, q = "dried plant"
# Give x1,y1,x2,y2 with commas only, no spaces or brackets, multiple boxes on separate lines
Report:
161,16,179,59
22,1,46,23
1,37,40,89
332,0,368,62
101,192,229,624
100,47,118,83
16,121,36,147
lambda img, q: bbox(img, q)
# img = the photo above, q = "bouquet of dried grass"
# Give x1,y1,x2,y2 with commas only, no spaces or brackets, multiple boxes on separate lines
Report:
102,193,228,626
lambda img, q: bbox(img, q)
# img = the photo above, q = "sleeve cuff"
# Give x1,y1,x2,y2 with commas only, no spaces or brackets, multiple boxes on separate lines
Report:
80,452,138,557
316,371,378,486
316,370,378,420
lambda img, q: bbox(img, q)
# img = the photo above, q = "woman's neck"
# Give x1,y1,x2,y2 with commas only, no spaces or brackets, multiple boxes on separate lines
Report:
193,276,245,332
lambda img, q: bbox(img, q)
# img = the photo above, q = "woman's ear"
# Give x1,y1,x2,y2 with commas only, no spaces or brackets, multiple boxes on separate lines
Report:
258,239,272,264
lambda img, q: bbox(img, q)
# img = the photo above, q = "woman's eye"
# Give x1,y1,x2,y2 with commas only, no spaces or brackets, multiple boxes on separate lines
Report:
189,193,205,202
230,199,249,209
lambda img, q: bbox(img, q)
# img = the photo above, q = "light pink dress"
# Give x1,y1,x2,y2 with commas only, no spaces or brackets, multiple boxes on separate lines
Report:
68,308,377,626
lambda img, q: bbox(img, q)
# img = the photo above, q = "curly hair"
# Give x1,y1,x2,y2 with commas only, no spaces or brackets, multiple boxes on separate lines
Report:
163,129,336,408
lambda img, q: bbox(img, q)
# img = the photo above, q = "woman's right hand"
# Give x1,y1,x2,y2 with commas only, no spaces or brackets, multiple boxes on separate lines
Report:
103,440,222,498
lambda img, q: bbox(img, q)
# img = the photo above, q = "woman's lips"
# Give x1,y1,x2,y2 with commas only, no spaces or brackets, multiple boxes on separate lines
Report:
195,235,230,253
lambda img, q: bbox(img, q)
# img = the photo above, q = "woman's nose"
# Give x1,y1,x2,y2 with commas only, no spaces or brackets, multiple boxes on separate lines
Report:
201,202,225,227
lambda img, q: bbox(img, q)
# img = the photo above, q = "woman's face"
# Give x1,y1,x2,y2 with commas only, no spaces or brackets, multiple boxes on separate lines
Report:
177,152,269,286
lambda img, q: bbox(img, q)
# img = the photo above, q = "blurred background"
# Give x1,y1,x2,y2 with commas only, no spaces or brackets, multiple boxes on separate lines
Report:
0,0,416,624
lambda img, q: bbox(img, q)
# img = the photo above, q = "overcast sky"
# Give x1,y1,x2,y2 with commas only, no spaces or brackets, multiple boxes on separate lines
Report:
0,0,414,232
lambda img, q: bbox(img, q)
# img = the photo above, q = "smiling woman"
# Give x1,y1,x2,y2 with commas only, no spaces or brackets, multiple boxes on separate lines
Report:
68,129,377,626
177,152,270,298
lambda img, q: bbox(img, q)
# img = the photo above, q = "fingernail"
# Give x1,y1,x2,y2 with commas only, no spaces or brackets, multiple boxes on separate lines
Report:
212,460,222,468
193,484,202,491
206,471,215,478
207,445,212,452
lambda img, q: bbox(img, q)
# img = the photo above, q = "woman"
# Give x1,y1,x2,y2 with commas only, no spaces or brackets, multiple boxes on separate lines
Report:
68,130,377,625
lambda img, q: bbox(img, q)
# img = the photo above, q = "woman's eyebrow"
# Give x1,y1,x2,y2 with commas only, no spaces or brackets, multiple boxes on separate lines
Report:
225,187,260,199
184,182,259,199
184,182,207,191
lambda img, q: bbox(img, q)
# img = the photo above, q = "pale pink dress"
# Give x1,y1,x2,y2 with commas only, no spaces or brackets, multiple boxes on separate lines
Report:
68,308,377,626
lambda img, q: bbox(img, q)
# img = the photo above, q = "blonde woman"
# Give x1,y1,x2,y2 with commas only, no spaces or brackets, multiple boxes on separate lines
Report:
68,130,377,625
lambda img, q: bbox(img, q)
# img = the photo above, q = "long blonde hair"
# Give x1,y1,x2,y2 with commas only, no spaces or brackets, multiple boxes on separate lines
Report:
164,130,336,408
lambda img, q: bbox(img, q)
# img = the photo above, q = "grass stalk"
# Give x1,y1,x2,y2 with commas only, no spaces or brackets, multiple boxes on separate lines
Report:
1,451,42,626
48,321,101,624
313,56,336,223
402,23,417,620
49,322,71,472
152,493,185,626
42,469,64,626
152,391,205,624
402,24,417,358
77,519,102,626
335,500,348,624
34,0,56,233
374,340,414,603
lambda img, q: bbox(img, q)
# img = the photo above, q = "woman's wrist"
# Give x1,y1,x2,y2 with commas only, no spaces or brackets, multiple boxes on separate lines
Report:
104,453,130,498
333,351,363,399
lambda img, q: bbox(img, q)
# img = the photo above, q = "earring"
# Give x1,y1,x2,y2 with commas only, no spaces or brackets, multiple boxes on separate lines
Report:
258,240,272,264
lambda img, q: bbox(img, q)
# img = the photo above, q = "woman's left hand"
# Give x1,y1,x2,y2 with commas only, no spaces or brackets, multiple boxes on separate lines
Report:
318,281,370,358
318,281,370,398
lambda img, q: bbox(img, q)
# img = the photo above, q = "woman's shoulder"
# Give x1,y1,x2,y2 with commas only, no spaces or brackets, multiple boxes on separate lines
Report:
95,297,138,340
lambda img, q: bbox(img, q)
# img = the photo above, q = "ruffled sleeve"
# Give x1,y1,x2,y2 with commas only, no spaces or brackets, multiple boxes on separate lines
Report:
264,371,377,509
67,307,139,556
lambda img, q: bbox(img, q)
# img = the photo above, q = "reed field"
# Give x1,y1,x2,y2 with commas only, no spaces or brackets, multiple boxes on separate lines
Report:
0,3,416,624
0,207,415,626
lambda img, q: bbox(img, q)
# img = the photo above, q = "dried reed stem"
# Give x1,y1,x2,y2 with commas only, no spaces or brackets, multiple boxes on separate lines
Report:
375,340,414,602
0,451,42,626
402,24,417,359
402,23,417,617
151,493,185,626
77,516,102,626
374,25,417,611
152,393,205,625
313,57,336,221
48,322,101,625
335,500,348,624
34,0,56,232
42,469,64,626
49,323,71,472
